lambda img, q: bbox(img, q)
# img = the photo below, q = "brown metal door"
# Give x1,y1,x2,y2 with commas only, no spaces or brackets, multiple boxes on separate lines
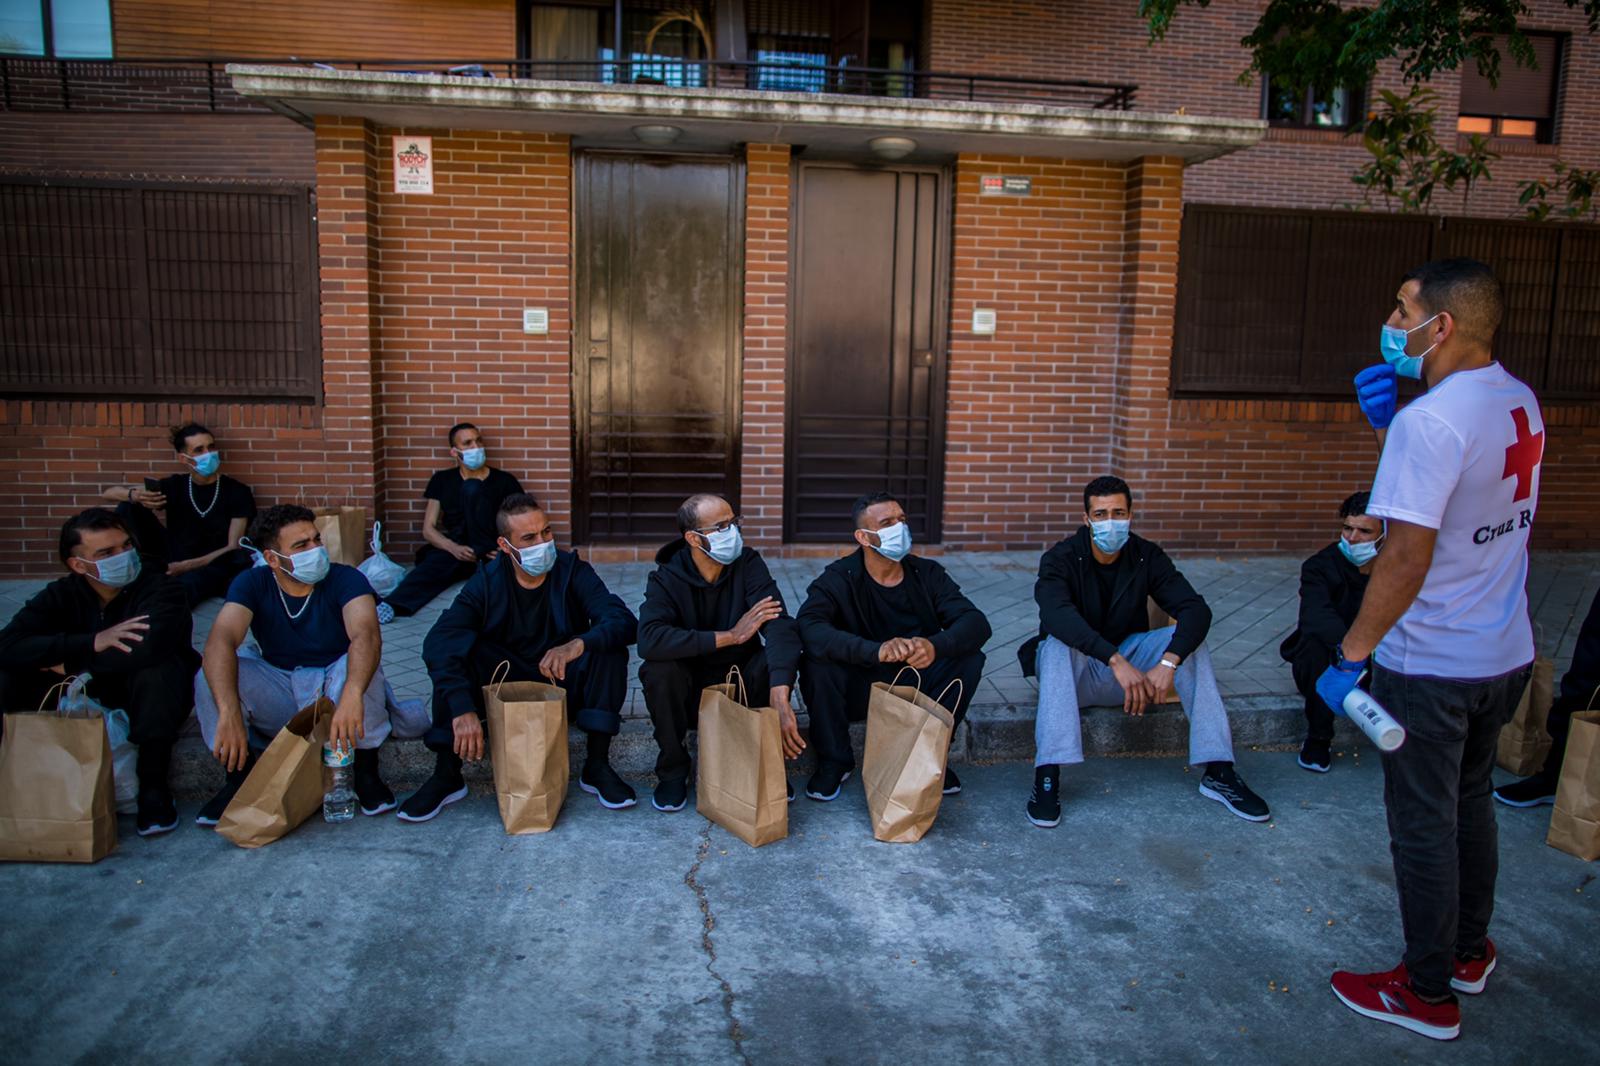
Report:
572,153,744,542
786,162,950,542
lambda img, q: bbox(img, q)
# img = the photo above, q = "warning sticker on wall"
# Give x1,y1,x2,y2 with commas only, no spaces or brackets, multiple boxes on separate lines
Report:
393,136,434,194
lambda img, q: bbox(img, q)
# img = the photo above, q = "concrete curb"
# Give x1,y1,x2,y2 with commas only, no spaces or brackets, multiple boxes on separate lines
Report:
168,694,1363,797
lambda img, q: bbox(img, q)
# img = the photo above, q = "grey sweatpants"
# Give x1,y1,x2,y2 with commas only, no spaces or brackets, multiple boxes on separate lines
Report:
194,648,392,752
1034,628,1234,768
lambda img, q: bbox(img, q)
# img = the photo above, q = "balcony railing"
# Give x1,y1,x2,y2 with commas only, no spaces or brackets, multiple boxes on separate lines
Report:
0,56,1137,114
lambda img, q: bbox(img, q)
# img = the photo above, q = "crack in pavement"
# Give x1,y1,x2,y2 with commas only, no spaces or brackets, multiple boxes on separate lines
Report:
684,823,752,1066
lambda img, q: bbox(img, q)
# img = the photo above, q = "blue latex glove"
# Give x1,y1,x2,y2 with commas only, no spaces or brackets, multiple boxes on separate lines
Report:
1353,364,1398,430
1315,647,1368,716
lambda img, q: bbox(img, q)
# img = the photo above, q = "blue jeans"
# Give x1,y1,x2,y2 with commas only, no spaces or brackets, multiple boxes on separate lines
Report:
1034,629,1235,768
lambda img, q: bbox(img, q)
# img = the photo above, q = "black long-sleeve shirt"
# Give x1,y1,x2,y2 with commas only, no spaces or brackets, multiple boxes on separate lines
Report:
796,549,991,666
0,563,195,677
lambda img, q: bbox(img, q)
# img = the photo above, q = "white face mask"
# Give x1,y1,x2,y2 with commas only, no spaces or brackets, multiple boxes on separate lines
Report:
85,547,142,589
697,524,743,565
458,447,487,471
244,537,331,586
506,538,556,577
862,521,911,562
1339,536,1382,567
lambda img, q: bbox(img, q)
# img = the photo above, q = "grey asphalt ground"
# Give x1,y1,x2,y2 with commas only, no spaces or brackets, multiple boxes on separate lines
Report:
2,751,1593,1065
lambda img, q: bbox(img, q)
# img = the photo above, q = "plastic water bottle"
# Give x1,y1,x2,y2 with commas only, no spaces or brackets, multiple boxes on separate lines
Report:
323,743,356,822
1343,684,1407,752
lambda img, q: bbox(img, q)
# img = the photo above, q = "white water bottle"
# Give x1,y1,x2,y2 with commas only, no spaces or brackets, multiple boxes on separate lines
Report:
1343,680,1406,752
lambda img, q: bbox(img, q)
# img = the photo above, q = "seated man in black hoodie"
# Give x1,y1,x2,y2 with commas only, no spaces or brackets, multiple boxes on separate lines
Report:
1495,586,1600,808
638,493,804,813
0,508,199,836
1019,476,1269,828
407,493,639,820
1279,491,1382,773
797,492,991,801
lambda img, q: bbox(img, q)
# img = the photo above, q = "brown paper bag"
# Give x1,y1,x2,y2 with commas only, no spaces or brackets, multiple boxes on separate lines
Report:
312,505,367,566
696,667,788,848
1496,657,1556,775
0,680,117,863
862,667,957,844
217,698,334,848
484,662,568,834
1547,699,1600,862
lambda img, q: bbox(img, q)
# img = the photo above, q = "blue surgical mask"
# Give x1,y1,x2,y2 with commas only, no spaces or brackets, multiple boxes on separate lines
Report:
1379,313,1440,380
273,545,331,585
189,451,221,478
89,548,142,589
698,525,743,565
508,538,556,577
1339,535,1382,567
1090,519,1131,554
459,447,487,471
864,521,911,562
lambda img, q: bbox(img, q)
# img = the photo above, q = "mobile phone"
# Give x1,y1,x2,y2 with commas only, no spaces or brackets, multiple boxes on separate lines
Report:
143,477,162,493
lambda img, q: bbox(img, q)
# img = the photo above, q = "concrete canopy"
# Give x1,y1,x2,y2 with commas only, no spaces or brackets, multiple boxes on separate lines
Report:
227,64,1264,163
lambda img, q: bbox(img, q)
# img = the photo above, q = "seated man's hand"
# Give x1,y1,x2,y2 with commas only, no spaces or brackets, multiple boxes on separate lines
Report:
1109,654,1156,717
167,558,200,576
905,637,937,670
453,711,485,762
329,695,366,753
212,710,250,772
94,615,149,655
1354,364,1398,431
878,637,915,663
539,638,585,682
1315,647,1368,716
771,685,806,759
731,596,783,644
130,487,166,510
449,542,478,564
1143,660,1176,701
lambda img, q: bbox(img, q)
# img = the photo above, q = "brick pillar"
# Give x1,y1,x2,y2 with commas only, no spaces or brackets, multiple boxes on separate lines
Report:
1114,157,1184,510
313,116,380,509
739,144,791,546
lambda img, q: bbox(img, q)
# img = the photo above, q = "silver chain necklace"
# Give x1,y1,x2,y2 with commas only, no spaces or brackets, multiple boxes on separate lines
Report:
188,474,221,518
274,576,313,620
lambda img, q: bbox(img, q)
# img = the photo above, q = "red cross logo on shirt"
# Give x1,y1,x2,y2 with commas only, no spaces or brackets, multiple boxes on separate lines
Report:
1502,407,1544,503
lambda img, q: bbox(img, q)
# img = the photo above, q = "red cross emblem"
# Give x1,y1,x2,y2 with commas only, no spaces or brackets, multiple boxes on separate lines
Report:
1502,406,1543,503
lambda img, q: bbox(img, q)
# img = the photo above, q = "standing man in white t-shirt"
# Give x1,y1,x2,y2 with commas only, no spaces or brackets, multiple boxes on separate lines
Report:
1316,258,1543,1042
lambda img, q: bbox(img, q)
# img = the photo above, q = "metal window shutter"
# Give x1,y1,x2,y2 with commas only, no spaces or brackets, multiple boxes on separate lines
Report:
1460,34,1560,117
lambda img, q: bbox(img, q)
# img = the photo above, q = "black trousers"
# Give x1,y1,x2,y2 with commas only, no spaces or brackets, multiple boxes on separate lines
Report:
799,650,986,771
639,648,769,783
115,500,250,607
1370,661,1530,998
426,637,628,761
0,653,198,790
386,546,478,617
1288,639,1338,744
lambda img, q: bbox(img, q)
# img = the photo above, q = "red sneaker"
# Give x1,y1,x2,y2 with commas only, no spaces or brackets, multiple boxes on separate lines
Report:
1330,964,1461,1041
1452,938,1497,995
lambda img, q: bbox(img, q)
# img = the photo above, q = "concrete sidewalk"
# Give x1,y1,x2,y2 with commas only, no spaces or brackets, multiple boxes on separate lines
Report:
0,753,1593,1064
2,550,1595,788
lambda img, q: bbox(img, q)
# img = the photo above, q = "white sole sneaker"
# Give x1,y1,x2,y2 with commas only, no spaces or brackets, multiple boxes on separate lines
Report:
1330,984,1460,1041
805,770,851,802
1450,953,1496,995
1198,783,1272,822
395,784,468,823
136,817,179,837
578,778,638,810
1026,810,1061,829
1493,790,1555,808
1297,755,1332,774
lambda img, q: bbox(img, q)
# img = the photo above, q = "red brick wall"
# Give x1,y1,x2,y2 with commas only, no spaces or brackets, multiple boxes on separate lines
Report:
739,144,791,546
942,154,1128,547
114,0,515,59
364,127,574,557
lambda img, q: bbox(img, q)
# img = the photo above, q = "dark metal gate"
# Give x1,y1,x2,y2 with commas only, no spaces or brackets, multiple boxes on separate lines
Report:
785,162,950,542
571,152,745,543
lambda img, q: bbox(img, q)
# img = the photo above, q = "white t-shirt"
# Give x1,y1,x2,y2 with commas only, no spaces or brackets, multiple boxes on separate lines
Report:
1367,362,1544,680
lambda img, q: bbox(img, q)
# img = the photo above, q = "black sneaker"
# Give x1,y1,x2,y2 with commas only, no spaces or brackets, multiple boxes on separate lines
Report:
354,748,398,816
194,764,252,827
653,775,689,812
787,780,795,804
135,788,179,837
1298,738,1332,774
396,768,469,823
806,763,851,802
943,766,962,795
1199,763,1271,822
1494,773,1558,808
1026,765,1061,828
579,761,638,810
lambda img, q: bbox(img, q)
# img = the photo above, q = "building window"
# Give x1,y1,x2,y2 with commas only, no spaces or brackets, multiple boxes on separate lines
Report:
1263,79,1362,129
1458,32,1563,143
0,0,113,58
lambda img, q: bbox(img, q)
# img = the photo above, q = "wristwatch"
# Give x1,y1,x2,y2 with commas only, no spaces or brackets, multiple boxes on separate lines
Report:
1333,644,1369,672
1159,657,1179,671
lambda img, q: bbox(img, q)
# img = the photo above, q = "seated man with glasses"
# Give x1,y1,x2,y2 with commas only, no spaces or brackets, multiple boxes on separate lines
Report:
637,494,805,813
796,491,990,801
1018,476,1270,828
